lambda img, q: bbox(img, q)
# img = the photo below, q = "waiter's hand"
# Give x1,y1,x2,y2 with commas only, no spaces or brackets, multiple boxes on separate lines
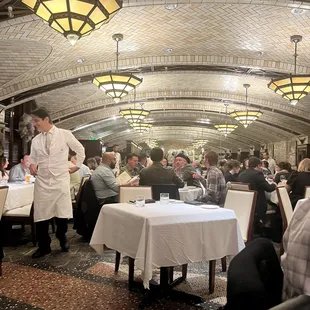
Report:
69,166,79,174
29,163,37,176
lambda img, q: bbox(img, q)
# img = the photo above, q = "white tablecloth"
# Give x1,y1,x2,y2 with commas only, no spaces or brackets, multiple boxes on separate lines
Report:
4,183,34,213
90,202,245,288
179,186,202,202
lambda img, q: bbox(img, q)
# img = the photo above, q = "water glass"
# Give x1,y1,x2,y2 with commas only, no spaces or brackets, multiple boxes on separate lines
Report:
135,196,145,207
280,175,286,182
160,193,169,204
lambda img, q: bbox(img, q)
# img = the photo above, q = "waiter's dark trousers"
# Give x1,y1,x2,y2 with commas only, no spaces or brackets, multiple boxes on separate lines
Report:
36,218,68,250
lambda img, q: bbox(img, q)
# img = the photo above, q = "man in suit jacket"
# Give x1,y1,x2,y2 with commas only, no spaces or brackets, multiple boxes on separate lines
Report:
238,156,276,232
139,148,184,188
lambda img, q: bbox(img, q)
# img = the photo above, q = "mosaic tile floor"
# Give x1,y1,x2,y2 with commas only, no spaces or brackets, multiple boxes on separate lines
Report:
1,224,229,310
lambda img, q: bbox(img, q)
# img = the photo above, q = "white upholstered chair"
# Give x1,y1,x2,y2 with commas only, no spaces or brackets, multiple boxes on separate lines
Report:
230,182,250,191
276,187,293,234
276,186,293,255
119,186,152,203
0,186,9,277
219,189,257,275
305,186,310,198
224,189,257,243
2,200,36,247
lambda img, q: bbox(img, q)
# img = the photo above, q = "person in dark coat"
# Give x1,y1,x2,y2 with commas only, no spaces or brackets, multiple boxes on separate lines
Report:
139,148,184,188
225,160,241,183
238,156,276,232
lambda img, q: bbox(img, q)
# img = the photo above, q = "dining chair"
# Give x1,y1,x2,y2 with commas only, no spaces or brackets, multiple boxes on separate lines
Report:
0,186,9,277
230,182,250,191
305,186,310,198
219,189,257,274
224,189,257,244
72,176,90,209
276,187,293,255
151,184,180,200
119,186,152,203
2,203,36,247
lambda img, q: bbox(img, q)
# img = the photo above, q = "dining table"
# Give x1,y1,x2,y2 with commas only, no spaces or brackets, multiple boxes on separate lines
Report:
90,201,245,292
3,183,34,213
178,186,202,201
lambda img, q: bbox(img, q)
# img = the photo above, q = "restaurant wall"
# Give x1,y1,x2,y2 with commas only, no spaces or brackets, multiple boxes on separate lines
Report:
266,136,309,169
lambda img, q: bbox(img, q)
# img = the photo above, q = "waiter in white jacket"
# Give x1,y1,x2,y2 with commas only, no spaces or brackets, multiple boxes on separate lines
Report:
29,108,85,259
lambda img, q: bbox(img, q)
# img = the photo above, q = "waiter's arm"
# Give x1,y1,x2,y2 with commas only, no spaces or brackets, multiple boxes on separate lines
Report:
29,140,38,175
66,131,85,168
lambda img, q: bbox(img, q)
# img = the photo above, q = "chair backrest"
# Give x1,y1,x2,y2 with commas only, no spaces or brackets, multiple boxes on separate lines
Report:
0,186,9,220
230,182,250,191
305,186,310,198
224,189,257,243
75,179,101,240
276,187,293,234
119,186,152,203
151,184,180,200
75,176,90,203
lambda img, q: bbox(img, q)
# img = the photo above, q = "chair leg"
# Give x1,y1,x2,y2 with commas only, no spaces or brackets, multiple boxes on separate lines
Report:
221,257,227,272
31,221,36,247
182,264,188,279
115,251,121,272
128,257,135,290
169,267,174,283
50,218,55,234
209,260,216,294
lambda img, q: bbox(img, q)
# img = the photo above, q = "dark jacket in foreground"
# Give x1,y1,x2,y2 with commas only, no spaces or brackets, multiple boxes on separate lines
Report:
238,168,276,221
139,162,184,188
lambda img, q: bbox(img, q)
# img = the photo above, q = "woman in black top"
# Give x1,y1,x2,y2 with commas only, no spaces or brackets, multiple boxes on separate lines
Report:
286,158,310,209
225,160,241,183
274,162,292,184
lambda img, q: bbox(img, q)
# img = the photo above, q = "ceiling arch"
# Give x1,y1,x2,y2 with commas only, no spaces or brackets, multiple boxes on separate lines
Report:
1,0,310,150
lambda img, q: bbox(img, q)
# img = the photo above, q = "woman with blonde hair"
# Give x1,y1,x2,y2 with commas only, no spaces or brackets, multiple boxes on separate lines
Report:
286,158,310,209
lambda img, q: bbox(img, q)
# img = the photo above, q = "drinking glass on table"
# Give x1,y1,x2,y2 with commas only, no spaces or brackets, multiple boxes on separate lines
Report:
135,196,145,207
160,193,169,204
25,173,31,183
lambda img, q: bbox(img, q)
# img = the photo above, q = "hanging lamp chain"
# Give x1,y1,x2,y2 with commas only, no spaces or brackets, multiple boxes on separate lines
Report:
116,39,119,72
290,35,302,75
243,84,250,111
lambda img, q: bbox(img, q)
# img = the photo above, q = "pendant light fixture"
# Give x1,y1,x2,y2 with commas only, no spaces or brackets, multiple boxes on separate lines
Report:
268,35,310,105
214,103,238,136
93,34,143,103
130,122,153,133
119,90,150,123
229,84,262,128
22,0,122,46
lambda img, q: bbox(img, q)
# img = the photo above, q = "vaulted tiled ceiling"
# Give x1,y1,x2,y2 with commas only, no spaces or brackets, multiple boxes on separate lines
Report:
1,0,310,150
